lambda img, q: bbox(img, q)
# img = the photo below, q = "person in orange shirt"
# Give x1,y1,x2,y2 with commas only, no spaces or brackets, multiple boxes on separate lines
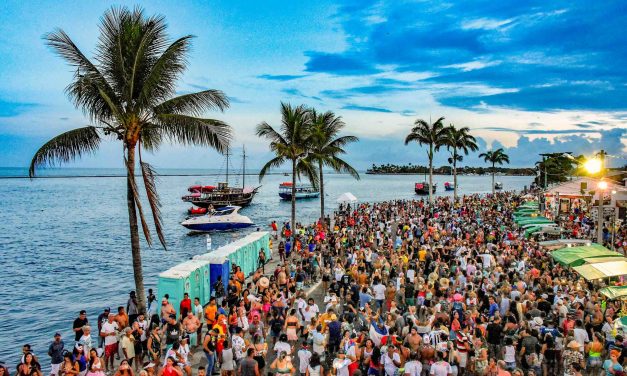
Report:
204,297,218,328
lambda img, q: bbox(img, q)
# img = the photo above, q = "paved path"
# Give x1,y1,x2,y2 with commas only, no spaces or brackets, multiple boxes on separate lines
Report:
186,236,327,374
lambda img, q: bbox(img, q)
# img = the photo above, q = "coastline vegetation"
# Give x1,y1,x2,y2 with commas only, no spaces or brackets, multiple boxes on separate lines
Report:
366,163,534,175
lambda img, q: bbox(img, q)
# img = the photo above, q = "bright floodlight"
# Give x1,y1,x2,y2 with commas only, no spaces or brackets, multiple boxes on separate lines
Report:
584,158,602,174
598,181,608,190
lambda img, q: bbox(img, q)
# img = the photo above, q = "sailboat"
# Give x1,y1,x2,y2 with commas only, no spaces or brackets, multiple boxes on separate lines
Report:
414,170,437,195
181,146,260,209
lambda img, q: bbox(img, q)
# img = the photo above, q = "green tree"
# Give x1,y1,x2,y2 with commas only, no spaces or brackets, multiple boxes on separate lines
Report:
444,125,478,201
404,116,448,203
256,103,319,233
309,109,360,222
479,148,510,194
29,7,231,312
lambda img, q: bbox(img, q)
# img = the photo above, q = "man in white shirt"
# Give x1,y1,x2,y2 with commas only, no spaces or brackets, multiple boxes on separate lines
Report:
231,328,246,365
332,350,351,376
404,352,422,376
372,279,387,313
100,313,119,372
573,320,589,352
430,352,452,376
297,342,312,376
303,298,319,325
382,345,401,376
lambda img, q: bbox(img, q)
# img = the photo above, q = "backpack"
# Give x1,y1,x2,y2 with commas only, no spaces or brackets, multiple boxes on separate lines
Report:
271,320,282,334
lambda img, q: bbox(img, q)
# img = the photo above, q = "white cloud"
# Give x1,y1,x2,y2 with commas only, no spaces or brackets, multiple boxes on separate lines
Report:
461,17,513,30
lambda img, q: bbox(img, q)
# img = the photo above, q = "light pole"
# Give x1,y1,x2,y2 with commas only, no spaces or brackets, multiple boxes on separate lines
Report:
597,180,608,244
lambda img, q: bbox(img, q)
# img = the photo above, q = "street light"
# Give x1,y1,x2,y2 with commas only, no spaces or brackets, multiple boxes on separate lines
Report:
585,158,603,174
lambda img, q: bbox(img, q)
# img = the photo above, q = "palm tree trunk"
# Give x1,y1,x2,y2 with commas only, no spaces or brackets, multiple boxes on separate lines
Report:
319,160,325,224
291,158,296,238
491,162,495,195
428,145,433,205
126,145,147,313
453,153,458,202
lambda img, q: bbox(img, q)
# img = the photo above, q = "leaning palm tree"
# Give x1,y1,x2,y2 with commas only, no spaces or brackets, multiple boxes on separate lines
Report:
404,116,448,204
444,125,478,201
256,103,319,234
29,7,231,312
479,148,510,194
309,109,360,222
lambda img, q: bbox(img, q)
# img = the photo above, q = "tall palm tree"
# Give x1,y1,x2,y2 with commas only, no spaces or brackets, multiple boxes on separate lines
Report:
309,109,360,222
256,103,319,234
444,125,478,201
479,148,510,194
29,7,231,312
404,116,448,204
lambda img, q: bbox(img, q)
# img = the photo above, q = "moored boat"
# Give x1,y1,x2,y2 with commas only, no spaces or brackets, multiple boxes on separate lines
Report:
444,182,455,191
279,182,319,200
415,182,436,195
181,206,254,232
495,182,503,190
182,182,259,208
188,207,208,215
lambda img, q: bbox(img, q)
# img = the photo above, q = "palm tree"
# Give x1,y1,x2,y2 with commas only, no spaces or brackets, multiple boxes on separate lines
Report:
309,109,360,222
479,148,510,194
404,116,448,204
29,7,231,312
444,125,478,201
256,103,319,234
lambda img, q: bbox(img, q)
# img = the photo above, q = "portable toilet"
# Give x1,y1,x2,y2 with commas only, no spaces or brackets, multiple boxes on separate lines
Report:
157,260,208,314
176,260,209,305
207,255,231,298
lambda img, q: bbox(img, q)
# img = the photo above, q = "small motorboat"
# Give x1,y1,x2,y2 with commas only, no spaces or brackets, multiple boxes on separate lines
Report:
181,206,254,232
494,182,503,190
444,182,455,191
279,182,319,200
415,182,436,195
188,207,208,215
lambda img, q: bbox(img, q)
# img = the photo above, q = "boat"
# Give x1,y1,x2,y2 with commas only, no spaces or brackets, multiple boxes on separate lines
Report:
494,182,503,190
279,182,320,200
188,207,208,215
181,146,260,209
415,182,436,195
283,172,289,177
444,182,455,191
181,206,254,232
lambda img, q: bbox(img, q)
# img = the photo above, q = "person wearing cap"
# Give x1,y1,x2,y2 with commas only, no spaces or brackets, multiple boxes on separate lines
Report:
48,332,64,376
127,291,139,325
331,349,350,376
97,308,111,349
78,326,93,359
100,313,119,372
120,327,136,368
73,311,89,343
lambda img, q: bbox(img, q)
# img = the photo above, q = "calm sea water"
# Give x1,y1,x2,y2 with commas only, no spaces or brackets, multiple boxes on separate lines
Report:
0,167,533,367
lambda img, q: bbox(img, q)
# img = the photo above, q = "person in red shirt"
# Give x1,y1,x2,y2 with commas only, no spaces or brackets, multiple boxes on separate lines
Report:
180,292,192,319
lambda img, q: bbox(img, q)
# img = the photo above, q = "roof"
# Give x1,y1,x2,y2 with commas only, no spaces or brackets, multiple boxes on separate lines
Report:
544,177,626,199
599,285,627,300
573,261,627,280
551,244,622,267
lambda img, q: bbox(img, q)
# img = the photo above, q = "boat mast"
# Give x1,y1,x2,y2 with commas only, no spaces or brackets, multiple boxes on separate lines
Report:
225,146,230,186
242,145,246,189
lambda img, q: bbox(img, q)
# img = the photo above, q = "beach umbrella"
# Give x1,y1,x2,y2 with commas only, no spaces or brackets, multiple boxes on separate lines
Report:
337,192,358,203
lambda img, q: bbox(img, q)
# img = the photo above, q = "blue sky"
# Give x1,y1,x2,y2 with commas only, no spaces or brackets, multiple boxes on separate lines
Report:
0,0,626,170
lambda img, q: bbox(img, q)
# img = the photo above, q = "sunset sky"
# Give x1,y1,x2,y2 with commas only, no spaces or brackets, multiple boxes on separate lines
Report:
1,0,626,169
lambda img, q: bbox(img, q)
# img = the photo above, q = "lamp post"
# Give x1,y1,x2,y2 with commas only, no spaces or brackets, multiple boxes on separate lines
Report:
597,180,608,244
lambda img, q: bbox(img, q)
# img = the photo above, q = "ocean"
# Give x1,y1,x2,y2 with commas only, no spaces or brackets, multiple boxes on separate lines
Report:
0,167,533,367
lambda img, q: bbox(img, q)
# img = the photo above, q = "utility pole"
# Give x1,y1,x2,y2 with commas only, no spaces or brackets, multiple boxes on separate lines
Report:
597,150,606,244
225,146,230,186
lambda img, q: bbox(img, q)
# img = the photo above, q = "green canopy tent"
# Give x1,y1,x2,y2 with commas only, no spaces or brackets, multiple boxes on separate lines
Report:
599,286,627,300
524,226,543,238
573,260,627,280
539,239,592,250
551,244,622,267
516,218,554,226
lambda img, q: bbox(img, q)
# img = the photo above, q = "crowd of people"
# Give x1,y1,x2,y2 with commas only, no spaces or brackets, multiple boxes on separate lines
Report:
4,192,627,376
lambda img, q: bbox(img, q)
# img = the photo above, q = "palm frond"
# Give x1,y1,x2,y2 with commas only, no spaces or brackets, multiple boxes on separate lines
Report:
330,156,360,180
259,156,286,182
256,122,287,146
125,157,153,246
29,126,101,177
154,90,229,116
296,158,320,190
156,114,231,153
140,159,166,249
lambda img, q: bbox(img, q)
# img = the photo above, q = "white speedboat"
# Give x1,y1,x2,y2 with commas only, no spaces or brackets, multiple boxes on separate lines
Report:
494,182,503,190
181,206,254,232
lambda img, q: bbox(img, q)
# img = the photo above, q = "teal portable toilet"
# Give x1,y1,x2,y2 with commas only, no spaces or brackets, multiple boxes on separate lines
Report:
157,260,208,314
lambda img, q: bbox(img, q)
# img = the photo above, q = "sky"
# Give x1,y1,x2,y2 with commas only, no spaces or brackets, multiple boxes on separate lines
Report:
0,0,626,170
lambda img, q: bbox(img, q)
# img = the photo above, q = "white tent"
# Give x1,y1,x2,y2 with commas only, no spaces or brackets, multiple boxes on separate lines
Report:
337,192,358,203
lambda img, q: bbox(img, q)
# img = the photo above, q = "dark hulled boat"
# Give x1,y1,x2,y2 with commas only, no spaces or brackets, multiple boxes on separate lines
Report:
182,182,259,209
444,182,455,191
415,182,436,195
